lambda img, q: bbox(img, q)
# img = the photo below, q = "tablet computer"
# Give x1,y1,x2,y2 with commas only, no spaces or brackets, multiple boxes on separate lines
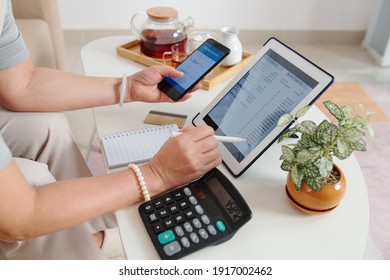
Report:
192,37,334,177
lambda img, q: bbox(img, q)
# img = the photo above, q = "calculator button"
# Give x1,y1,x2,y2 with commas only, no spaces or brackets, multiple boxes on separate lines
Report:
158,208,169,219
183,187,191,196
183,222,193,233
189,196,198,205
175,226,184,237
168,205,179,214
201,214,210,225
163,218,175,228
154,199,164,209
147,213,159,223
207,225,217,236
163,241,181,257
164,196,174,205
142,203,154,214
194,205,204,215
184,209,195,219
173,191,184,200
190,232,199,244
174,214,185,224
216,220,226,232
199,228,209,239
179,201,189,210
181,237,191,248
152,221,164,234
192,218,202,229
158,230,175,245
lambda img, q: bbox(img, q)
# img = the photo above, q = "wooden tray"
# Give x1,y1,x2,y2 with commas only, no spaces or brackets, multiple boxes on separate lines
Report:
116,40,253,90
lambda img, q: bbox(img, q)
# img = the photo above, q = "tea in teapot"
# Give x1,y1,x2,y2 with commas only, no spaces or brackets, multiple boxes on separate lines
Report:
131,7,194,59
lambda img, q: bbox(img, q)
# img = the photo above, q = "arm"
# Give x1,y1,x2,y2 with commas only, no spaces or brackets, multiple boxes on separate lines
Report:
0,59,201,112
0,126,221,241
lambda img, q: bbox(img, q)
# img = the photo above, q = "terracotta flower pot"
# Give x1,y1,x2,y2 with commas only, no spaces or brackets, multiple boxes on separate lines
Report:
285,164,347,214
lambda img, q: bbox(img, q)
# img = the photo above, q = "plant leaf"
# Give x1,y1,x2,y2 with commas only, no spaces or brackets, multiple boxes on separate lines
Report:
366,123,375,138
296,149,316,164
300,164,322,191
291,165,302,191
334,139,353,160
281,145,295,162
305,177,323,192
340,104,354,118
351,115,368,131
295,120,317,135
281,160,294,171
324,101,344,121
339,118,353,129
295,133,314,149
314,157,333,178
301,163,320,175
278,127,298,143
337,138,349,154
358,104,375,119
277,113,294,126
308,146,324,157
343,127,365,143
366,110,375,118
315,120,338,145
349,141,367,152
295,105,311,119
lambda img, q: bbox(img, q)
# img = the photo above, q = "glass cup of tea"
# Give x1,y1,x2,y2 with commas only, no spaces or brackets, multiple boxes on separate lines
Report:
162,43,193,66
188,30,219,50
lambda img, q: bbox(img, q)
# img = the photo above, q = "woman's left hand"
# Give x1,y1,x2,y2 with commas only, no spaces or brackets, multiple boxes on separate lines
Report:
125,65,202,103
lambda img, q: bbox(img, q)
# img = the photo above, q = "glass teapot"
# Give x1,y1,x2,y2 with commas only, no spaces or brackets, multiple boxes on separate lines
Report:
131,7,194,59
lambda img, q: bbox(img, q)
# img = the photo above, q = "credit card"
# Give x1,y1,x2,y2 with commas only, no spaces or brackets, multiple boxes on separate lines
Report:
144,110,187,128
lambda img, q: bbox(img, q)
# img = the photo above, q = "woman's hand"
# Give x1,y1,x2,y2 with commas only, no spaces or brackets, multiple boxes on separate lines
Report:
145,126,222,194
126,66,202,103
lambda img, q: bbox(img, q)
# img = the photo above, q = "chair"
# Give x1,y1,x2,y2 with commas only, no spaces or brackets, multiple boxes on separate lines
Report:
12,0,65,69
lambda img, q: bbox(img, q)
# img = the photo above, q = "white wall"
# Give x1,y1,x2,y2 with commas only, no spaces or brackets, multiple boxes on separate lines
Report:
58,0,376,31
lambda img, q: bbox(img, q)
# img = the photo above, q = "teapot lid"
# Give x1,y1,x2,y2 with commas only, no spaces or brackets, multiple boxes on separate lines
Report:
147,7,178,20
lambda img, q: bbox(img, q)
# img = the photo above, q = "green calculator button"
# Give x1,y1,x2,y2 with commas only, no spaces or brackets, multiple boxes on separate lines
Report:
158,230,175,245
216,220,226,232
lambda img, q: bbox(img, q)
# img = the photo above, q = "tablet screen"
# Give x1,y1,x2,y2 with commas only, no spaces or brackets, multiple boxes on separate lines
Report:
193,37,334,177
203,49,319,162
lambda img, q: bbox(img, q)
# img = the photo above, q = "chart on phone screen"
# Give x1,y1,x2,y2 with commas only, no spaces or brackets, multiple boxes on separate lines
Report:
170,46,220,89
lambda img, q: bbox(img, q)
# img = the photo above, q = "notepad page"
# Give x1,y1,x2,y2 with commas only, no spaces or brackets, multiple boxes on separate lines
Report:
101,124,179,168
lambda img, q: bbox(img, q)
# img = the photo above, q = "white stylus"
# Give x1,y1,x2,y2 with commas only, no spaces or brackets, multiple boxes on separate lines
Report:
171,131,247,143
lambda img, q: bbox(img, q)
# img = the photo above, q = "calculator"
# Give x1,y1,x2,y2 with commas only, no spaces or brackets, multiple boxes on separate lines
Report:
138,168,252,260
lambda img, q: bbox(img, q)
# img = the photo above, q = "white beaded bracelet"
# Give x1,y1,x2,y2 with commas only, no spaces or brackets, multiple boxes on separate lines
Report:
128,163,150,202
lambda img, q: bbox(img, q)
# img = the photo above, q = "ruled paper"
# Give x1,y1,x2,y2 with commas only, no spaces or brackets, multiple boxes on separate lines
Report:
101,124,179,168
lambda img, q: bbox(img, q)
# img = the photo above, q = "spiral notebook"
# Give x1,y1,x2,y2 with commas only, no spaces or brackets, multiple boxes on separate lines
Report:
101,124,179,169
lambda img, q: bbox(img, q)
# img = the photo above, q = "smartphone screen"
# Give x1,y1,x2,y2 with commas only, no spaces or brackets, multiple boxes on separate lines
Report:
158,38,230,101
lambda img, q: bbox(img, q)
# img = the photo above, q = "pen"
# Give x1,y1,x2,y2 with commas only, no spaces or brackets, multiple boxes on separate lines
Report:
119,74,127,107
171,131,247,143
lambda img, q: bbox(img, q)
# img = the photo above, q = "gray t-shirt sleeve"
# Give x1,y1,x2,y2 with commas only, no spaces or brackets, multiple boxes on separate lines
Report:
0,0,29,70
0,135,12,170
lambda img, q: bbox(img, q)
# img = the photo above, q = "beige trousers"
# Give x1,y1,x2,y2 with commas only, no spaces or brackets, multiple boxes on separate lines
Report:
0,106,92,180
0,106,117,259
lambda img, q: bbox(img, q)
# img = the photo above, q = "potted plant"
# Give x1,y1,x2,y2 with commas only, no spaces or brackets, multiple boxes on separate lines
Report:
277,100,374,214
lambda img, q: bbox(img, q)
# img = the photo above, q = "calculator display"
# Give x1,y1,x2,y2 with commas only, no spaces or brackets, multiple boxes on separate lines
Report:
207,176,244,223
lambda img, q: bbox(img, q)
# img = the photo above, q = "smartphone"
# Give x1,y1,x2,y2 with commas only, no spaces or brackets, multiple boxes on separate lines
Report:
158,38,231,101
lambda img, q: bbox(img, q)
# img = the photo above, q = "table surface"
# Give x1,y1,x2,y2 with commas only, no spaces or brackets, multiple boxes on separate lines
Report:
81,36,369,260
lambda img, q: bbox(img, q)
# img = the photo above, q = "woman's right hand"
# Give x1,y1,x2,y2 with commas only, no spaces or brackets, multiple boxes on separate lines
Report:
143,126,222,195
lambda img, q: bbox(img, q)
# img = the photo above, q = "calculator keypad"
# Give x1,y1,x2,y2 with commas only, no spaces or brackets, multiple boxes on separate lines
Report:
140,186,226,258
